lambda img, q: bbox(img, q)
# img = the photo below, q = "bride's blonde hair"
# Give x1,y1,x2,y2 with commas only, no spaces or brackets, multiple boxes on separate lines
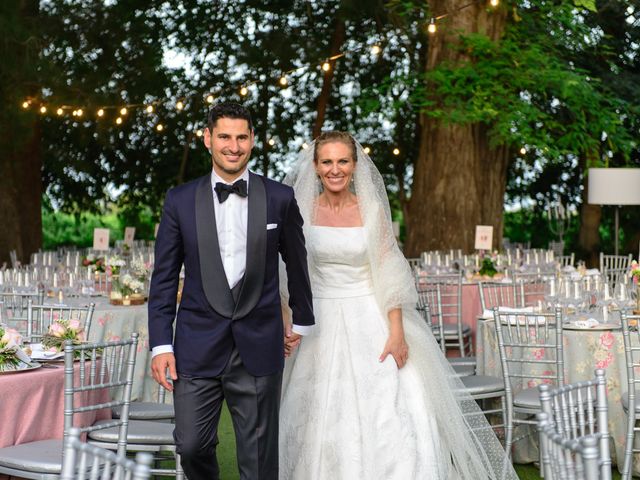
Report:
313,131,357,164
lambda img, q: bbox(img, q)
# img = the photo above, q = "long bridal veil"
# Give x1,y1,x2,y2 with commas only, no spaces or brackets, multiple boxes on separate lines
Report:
282,138,517,480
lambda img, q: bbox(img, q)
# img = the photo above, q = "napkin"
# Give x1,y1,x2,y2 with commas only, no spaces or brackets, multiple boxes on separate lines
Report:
28,343,64,360
482,306,534,319
572,318,600,329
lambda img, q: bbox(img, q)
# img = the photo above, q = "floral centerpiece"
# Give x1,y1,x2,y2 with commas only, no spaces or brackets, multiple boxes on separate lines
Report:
478,257,498,278
0,327,26,371
629,260,640,314
106,255,126,276
82,254,105,273
41,318,85,354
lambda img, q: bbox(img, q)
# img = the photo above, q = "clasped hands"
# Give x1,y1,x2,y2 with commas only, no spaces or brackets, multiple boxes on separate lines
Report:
284,323,301,358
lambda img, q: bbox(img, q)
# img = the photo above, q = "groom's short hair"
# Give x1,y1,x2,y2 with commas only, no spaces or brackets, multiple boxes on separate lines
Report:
207,102,253,132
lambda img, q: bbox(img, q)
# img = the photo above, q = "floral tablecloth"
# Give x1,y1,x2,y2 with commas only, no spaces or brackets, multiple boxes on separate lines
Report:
477,317,637,474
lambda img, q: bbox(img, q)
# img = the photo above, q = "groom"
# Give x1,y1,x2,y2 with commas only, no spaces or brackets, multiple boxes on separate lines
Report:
148,102,314,480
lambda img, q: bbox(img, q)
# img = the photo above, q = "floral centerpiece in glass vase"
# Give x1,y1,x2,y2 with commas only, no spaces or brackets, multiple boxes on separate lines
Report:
107,255,127,305
82,254,105,272
0,326,30,372
41,318,85,355
629,260,640,314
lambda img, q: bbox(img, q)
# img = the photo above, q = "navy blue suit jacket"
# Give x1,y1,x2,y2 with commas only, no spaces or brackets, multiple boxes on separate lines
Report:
148,172,314,377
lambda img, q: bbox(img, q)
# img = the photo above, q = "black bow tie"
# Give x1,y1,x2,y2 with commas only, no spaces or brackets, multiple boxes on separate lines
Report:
214,179,248,203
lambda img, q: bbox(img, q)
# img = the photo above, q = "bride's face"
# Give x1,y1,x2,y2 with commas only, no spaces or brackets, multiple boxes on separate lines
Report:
314,141,356,194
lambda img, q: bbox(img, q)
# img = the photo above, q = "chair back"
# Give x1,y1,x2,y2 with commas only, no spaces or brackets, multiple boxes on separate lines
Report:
61,427,152,480
416,286,445,353
493,308,564,404
63,333,139,458
27,300,95,343
406,257,421,272
600,253,633,272
479,281,521,311
558,254,575,268
537,412,602,480
513,272,548,308
619,310,640,477
539,370,611,479
0,290,45,334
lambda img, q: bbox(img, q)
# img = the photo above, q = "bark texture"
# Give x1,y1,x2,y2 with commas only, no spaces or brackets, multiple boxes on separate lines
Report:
405,0,509,256
577,156,601,267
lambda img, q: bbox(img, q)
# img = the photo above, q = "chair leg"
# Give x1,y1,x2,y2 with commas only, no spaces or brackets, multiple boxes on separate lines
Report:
176,452,184,480
504,402,514,464
622,414,636,480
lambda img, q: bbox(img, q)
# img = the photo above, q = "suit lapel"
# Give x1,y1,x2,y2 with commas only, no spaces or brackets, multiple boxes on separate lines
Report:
233,172,267,319
195,175,235,318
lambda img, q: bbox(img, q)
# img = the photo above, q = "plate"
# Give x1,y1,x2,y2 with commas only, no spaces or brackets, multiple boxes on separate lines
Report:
0,362,42,374
563,322,621,331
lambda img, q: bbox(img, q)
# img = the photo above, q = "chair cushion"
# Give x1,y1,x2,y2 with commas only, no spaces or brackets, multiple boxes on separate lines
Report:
453,364,476,377
113,402,175,421
89,419,175,445
461,375,504,396
620,391,640,413
448,356,477,367
0,439,63,473
513,387,542,410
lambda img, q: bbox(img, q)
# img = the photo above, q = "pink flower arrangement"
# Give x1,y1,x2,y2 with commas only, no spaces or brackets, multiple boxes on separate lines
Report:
0,326,24,371
42,318,85,353
629,260,640,285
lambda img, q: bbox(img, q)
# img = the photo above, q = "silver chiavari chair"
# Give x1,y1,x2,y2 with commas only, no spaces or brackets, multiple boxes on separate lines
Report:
600,253,633,272
416,286,445,354
26,300,95,343
619,310,640,479
537,412,602,480
0,290,45,335
558,254,575,268
479,281,522,312
493,307,564,459
539,370,611,479
61,428,152,480
513,272,548,308
0,334,139,479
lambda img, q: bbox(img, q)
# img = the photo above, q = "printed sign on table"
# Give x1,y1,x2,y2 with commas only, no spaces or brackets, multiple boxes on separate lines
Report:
124,227,136,247
474,225,493,251
93,228,110,251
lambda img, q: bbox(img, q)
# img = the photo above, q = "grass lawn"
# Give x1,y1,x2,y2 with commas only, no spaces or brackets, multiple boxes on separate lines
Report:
196,404,623,479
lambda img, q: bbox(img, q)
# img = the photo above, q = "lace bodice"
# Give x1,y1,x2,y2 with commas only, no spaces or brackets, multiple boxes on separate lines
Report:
307,226,374,299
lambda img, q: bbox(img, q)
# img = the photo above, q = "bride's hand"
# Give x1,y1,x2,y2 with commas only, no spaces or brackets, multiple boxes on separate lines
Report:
379,332,409,369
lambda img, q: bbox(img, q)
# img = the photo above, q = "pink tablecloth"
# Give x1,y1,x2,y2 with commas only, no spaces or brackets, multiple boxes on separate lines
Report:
0,363,110,448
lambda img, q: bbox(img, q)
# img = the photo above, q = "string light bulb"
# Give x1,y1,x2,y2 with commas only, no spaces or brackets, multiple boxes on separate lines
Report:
22,101,30,109
239,86,248,96
489,0,499,6
146,105,154,113
176,101,184,110
119,107,128,116
156,124,164,132
206,94,214,104
427,18,437,34
268,138,275,146
195,129,203,137
519,147,527,155
115,117,123,125
279,75,288,86
322,61,331,72
97,108,105,117
371,45,381,55
363,146,371,155
76,108,83,117
39,106,47,114
392,148,400,156
56,108,64,116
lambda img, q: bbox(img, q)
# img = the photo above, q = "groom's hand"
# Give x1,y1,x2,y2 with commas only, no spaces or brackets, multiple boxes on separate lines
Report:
151,352,177,392
284,323,301,357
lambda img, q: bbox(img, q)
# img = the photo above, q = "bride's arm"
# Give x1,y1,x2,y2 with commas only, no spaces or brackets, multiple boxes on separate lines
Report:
379,307,409,369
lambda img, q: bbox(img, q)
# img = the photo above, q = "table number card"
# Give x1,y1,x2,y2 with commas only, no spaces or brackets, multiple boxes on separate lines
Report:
124,227,136,247
93,228,110,251
474,225,493,251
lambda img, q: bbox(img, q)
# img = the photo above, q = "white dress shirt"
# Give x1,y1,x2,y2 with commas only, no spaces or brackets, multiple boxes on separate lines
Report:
152,168,309,358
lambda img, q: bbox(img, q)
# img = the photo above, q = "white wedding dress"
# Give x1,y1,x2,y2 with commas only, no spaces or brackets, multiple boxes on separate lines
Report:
279,226,451,479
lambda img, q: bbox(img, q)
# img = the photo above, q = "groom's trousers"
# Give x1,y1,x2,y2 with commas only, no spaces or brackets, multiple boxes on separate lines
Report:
173,346,283,480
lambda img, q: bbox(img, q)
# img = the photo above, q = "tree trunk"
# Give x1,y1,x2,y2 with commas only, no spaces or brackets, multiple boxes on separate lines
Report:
577,154,601,267
311,17,346,139
0,0,42,265
405,0,509,256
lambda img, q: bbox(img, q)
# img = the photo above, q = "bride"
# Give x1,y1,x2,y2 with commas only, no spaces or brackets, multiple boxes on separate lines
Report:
278,131,517,479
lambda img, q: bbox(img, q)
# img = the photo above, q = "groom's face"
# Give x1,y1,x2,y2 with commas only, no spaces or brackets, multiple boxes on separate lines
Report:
204,117,254,182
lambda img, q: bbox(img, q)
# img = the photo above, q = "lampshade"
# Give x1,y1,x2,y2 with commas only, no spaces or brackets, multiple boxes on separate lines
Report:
588,168,640,205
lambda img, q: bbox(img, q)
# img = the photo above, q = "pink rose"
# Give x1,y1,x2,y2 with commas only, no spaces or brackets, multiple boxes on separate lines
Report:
599,332,615,350
68,319,81,331
533,348,545,360
49,323,66,337
596,352,614,370
1,328,23,346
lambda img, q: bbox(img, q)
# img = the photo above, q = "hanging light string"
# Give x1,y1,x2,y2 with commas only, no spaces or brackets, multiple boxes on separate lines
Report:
20,0,500,144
